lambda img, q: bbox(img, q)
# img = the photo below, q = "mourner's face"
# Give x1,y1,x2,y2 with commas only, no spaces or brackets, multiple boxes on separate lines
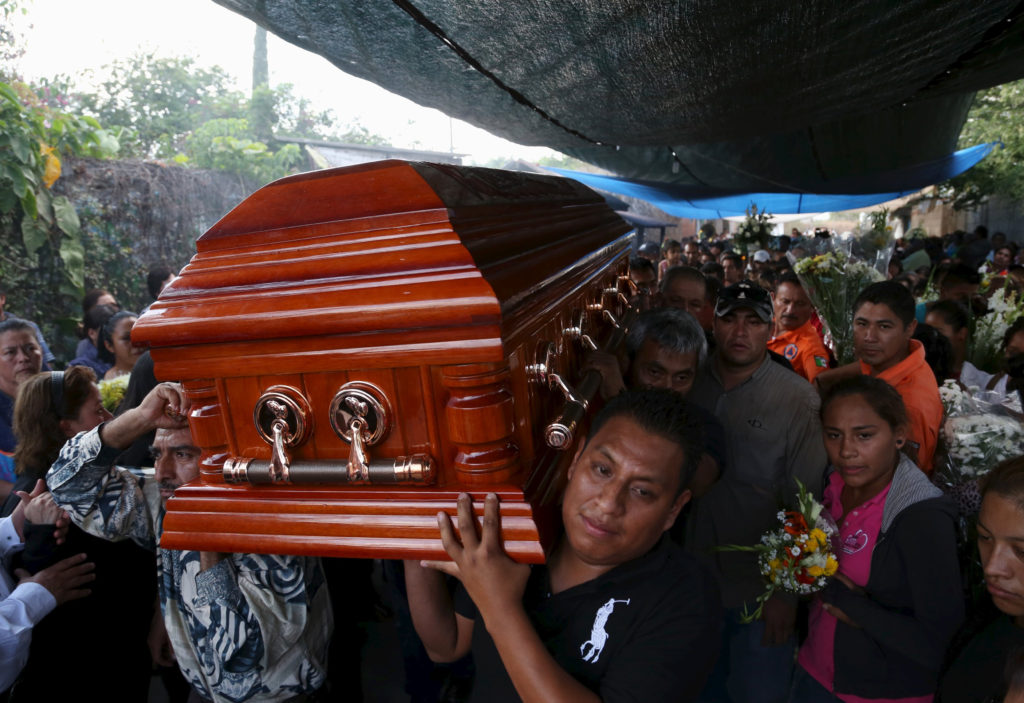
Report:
0,329,42,397
107,315,144,370
661,277,706,321
822,394,903,499
1007,331,1024,360
772,282,813,332
665,247,682,265
995,247,1014,270
683,243,701,265
629,339,698,397
563,416,689,570
95,293,118,309
714,307,770,369
629,266,656,295
61,384,112,438
939,281,975,306
924,312,968,353
722,259,742,284
853,302,915,373
152,428,201,501
977,492,1024,625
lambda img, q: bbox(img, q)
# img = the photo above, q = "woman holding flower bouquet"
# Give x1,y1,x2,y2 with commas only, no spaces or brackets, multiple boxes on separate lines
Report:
792,376,964,703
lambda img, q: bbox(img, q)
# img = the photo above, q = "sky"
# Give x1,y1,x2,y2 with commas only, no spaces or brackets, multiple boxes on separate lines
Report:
10,0,559,164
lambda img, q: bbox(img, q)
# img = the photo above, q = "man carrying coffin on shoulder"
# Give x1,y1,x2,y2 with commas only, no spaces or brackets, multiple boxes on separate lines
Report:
46,383,332,703
404,389,722,703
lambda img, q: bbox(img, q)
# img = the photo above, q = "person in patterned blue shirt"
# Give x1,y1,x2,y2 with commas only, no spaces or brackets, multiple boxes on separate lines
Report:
46,382,332,703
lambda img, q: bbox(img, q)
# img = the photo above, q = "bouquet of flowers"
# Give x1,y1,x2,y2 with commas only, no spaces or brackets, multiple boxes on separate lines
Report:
937,379,1024,484
733,203,772,257
969,283,1024,374
99,374,129,413
788,210,894,364
719,479,839,622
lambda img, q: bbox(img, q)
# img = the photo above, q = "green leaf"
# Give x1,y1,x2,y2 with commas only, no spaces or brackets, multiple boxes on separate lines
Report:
0,82,19,107
59,235,85,289
9,133,31,163
19,188,36,220
96,130,120,156
4,164,27,198
20,216,48,254
34,187,53,225
58,279,81,299
0,188,15,214
52,196,81,236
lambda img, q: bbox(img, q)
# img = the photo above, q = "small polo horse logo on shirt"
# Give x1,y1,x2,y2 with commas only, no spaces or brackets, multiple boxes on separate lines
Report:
580,598,630,663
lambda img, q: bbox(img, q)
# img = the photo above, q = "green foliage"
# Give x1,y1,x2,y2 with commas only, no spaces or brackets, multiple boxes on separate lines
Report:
72,54,247,159
940,81,1024,210
64,55,390,185
0,0,27,80
181,118,302,184
336,122,391,146
263,84,329,139
0,79,118,295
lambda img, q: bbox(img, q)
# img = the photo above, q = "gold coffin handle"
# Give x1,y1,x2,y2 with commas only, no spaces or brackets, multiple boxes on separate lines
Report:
223,455,435,485
545,303,638,450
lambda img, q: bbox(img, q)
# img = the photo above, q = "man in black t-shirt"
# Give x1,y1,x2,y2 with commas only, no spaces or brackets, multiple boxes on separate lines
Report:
404,390,722,702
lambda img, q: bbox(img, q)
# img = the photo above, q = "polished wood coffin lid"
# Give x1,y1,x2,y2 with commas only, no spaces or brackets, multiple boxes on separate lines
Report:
133,160,633,561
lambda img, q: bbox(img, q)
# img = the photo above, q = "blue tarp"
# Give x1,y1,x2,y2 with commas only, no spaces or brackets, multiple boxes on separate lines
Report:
550,142,998,219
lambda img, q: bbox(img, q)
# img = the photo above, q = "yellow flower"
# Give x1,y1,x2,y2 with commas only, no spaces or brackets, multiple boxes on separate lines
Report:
41,144,61,188
824,557,838,577
807,565,824,577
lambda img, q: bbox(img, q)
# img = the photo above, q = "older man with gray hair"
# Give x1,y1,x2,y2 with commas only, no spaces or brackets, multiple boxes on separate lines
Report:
583,307,723,498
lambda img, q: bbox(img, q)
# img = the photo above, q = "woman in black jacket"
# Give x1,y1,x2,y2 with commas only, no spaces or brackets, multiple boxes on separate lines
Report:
939,456,1024,703
792,376,964,702
2,368,156,703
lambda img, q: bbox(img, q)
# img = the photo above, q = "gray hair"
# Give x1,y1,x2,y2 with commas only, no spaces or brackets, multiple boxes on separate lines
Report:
626,307,708,366
659,265,707,296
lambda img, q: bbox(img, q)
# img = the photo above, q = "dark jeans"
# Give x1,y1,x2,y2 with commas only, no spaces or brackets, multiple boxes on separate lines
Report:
697,606,796,703
789,666,842,703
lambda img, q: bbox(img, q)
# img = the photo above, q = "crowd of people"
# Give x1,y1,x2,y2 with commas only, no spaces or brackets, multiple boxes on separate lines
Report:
0,227,1022,703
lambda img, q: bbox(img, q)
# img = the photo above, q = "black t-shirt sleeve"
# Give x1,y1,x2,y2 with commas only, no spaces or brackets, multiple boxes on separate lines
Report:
599,555,723,703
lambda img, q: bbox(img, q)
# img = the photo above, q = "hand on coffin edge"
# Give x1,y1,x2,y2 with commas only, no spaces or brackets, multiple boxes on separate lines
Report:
422,493,531,619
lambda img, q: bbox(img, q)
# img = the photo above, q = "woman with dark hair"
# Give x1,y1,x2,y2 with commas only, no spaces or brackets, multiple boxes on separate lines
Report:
67,303,117,379
70,290,118,378
0,319,44,500
940,456,1024,702
0,368,154,701
97,310,143,382
792,375,964,702
912,322,956,383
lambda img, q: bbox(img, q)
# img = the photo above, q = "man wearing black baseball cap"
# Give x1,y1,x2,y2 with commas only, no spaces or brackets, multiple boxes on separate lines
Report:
685,280,827,703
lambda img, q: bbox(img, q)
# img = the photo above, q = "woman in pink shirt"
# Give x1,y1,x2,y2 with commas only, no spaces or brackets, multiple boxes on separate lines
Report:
792,376,964,702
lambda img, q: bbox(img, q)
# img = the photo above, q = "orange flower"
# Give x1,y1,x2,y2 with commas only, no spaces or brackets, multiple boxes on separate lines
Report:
783,511,808,536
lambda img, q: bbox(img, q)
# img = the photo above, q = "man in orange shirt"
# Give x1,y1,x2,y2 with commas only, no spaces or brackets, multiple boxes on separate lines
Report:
851,281,942,473
768,273,830,382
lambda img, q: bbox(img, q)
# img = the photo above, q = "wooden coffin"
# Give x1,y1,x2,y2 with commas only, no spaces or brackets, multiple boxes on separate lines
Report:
133,160,633,562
